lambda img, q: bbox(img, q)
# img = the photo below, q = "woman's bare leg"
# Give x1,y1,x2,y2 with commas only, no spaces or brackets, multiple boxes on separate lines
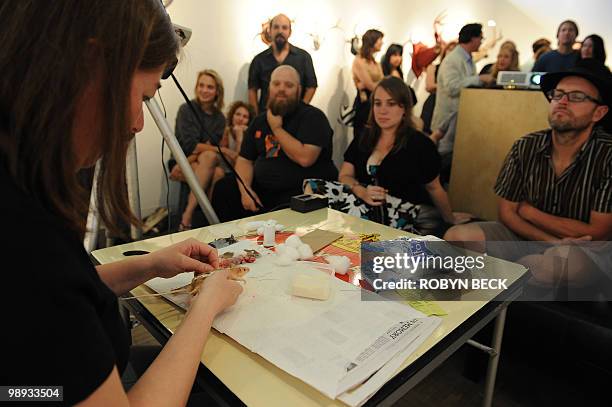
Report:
181,151,219,228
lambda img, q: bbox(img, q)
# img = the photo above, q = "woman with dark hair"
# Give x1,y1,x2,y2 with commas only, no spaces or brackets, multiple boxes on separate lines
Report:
381,43,405,78
351,29,384,139
381,43,424,130
305,77,471,234
170,69,228,230
580,34,607,66
0,1,242,405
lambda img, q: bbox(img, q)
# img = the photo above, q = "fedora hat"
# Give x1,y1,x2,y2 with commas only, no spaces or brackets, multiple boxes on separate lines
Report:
541,58,611,129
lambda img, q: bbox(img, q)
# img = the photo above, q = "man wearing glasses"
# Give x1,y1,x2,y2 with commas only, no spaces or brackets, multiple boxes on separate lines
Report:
445,59,611,289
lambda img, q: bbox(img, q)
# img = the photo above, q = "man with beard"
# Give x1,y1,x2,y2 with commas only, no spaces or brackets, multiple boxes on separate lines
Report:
248,13,317,114
212,65,337,221
444,59,611,288
533,20,580,72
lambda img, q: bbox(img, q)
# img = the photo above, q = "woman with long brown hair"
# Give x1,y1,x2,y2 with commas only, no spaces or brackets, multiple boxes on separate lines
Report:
305,77,471,234
351,29,384,139
0,1,241,405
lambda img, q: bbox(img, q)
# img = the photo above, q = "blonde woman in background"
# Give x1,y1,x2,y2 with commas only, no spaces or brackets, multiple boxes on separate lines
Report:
170,69,229,230
479,41,520,85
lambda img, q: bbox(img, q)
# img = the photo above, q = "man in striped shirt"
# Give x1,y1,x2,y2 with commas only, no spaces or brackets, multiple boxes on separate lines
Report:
445,59,611,287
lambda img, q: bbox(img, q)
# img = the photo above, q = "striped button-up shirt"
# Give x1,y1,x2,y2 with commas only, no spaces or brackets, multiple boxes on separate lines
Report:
494,127,612,223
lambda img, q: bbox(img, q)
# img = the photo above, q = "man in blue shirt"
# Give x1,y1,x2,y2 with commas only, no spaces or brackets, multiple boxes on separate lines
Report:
533,20,579,72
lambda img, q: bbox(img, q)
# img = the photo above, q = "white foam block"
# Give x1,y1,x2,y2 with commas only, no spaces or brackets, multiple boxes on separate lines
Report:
291,273,330,300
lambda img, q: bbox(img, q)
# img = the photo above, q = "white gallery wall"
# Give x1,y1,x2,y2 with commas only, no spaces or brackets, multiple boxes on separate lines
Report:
134,0,610,218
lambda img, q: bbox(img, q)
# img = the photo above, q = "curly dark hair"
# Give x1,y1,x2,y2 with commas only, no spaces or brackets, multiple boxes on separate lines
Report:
226,101,255,127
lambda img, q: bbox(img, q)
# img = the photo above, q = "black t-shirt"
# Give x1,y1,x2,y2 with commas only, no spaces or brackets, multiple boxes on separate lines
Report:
0,161,130,405
248,44,318,112
344,128,441,205
240,102,338,192
479,63,493,75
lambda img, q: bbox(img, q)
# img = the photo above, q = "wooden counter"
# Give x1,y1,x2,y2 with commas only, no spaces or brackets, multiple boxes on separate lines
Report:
448,88,549,221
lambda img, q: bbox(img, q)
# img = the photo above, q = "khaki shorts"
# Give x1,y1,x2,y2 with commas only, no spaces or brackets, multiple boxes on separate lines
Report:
475,221,548,262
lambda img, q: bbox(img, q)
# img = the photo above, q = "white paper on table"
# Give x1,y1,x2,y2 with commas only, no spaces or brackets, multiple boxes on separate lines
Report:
337,317,440,406
143,240,441,402
247,288,440,399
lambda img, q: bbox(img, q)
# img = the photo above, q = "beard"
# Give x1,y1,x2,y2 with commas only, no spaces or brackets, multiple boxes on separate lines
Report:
548,109,592,134
268,93,299,116
274,34,287,50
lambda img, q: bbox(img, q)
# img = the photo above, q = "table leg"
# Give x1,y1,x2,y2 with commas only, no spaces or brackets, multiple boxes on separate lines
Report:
482,306,507,407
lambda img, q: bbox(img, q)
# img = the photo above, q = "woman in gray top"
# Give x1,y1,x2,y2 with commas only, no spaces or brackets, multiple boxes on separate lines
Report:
170,69,228,230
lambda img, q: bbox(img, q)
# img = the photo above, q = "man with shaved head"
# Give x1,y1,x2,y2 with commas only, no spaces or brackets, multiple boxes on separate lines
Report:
248,13,317,114
213,65,337,221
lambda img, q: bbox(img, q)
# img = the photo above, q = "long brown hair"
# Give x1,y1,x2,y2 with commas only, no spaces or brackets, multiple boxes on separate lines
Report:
361,76,416,153
359,29,384,62
0,0,179,239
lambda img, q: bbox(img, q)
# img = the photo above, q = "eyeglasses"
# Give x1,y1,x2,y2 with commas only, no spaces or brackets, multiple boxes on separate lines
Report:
546,89,603,104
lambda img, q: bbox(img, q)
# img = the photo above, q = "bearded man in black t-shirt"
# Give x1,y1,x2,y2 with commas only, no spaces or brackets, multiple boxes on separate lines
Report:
212,65,337,221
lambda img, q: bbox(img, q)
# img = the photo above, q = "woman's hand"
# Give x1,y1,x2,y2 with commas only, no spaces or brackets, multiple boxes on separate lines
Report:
354,184,387,206
147,238,219,279
233,124,247,138
191,269,243,316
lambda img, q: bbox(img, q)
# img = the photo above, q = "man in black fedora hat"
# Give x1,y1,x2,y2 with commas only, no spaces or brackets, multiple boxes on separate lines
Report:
445,58,612,288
